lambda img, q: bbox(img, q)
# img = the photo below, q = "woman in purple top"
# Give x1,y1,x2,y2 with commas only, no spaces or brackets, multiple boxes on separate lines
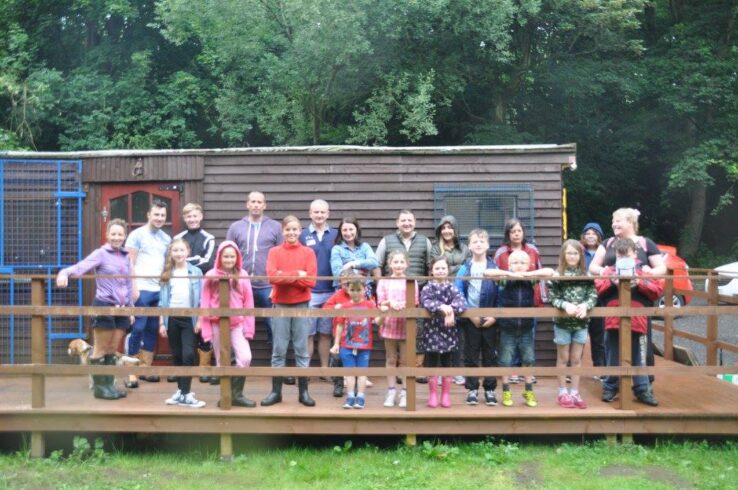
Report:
57,219,133,400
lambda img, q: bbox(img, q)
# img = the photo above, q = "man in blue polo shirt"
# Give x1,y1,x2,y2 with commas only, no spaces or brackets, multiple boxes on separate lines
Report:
299,199,339,391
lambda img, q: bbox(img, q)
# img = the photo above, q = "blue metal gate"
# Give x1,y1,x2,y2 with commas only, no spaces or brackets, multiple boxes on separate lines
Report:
0,159,85,363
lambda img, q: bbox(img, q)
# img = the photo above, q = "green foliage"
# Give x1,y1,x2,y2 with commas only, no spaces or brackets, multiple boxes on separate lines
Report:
0,0,736,256
420,440,459,460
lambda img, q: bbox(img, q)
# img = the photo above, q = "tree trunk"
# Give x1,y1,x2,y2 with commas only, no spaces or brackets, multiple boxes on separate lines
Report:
678,181,706,257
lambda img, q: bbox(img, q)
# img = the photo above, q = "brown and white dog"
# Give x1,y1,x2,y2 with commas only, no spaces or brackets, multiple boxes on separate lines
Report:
68,338,140,388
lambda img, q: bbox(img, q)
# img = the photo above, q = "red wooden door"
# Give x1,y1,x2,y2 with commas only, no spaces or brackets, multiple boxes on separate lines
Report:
101,183,182,365
100,183,182,243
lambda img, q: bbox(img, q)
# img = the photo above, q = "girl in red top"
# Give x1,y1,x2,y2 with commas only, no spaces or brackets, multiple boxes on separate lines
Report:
261,215,318,407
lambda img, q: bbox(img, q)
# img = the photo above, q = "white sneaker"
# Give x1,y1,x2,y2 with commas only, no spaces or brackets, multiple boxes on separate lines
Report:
165,389,182,405
178,392,205,408
398,390,407,408
384,390,396,407
454,376,466,385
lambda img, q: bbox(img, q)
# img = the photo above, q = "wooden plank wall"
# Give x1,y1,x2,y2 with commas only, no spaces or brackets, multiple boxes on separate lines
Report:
201,151,570,366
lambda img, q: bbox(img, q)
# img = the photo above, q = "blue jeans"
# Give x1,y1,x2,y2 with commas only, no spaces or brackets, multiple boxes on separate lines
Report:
340,347,371,368
128,290,160,354
252,286,273,343
603,329,651,396
308,290,334,336
498,326,535,367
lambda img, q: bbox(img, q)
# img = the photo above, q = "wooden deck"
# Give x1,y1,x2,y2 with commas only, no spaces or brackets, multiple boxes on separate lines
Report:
3,358,738,439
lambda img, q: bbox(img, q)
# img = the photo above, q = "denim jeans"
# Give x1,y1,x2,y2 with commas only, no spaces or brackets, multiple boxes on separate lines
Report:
252,286,273,343
271,302,311,368
603,329,651,396
498,326,535,367
128,290,160,354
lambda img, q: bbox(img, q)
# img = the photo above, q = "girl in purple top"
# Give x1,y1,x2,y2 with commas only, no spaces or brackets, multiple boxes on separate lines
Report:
57,219,133,401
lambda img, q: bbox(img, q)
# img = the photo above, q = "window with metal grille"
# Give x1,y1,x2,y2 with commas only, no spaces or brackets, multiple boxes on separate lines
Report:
433,184,535,244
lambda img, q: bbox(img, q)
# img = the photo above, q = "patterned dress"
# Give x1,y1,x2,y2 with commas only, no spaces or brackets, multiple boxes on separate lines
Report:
419,281,466,353
376,277,419,340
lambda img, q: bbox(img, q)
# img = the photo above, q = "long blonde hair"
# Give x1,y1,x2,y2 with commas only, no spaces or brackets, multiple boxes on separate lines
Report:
160,238,191,283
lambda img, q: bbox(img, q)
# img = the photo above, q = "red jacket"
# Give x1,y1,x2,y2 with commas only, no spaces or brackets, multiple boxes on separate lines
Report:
323,289,352,329
266,242,317,304
595,266,663,334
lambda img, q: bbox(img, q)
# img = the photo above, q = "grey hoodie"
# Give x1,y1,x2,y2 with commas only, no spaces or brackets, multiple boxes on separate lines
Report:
430,215,469,277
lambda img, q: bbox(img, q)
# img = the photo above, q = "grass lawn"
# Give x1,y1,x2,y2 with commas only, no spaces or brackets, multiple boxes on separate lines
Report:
0,438,736,489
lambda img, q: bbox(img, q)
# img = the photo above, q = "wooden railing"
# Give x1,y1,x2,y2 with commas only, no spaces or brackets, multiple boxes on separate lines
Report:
2,271,738,456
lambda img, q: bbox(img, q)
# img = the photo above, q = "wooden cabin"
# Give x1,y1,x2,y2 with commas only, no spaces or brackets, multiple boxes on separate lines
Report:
0,145,575,365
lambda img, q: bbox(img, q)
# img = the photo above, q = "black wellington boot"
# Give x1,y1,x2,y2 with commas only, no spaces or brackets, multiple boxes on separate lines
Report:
90,357,119,400
332,376,344,397
104,354,127,398
260,377,283,406
231,377,256,408
298,377,316,407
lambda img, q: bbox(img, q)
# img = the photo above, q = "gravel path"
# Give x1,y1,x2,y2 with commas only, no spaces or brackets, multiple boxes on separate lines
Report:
651,296,738,367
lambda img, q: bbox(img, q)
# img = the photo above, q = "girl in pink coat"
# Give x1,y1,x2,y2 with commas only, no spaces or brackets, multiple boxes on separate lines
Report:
198,240,256,407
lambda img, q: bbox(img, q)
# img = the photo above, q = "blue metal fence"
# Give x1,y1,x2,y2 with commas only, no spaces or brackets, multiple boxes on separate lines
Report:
0,159,85,363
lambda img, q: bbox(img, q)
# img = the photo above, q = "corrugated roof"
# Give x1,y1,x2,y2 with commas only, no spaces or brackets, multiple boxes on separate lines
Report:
1,143,576,159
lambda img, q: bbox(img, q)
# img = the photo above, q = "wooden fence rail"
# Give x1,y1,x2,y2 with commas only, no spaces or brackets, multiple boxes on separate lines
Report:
2,271,737,457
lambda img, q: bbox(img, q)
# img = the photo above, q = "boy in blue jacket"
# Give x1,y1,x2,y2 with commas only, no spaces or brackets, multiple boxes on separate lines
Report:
455,229,505,406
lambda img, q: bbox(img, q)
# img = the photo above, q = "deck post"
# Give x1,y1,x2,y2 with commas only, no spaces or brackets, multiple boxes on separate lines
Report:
706,271,719,366
404,279,417,413
218,277,233,410
220,433,233,461
30,432,45,459
405,434,417,447
663,274,674,361
618,279,633,410
31,277,46,458
31,277,46,408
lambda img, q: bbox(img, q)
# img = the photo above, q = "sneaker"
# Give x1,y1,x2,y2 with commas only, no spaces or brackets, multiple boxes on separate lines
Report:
502,390,513,407
398,390,407,408
636,391,659,407
354,396,365,409
416,377,428,384
522,390,538,407
343,396,355,409
557,393,575,408
384,390,396,408
509,375,521,384
484,390,498,406
565,376,572,384
601,389,617,402
454,376,466,385
165,389,182,405
437,377,443,386
571,393,587,409
465,390,479,406
177,392,205,408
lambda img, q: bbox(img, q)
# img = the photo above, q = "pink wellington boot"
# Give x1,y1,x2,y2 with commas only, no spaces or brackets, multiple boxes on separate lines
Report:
427,376,439,408
441,376,452,408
